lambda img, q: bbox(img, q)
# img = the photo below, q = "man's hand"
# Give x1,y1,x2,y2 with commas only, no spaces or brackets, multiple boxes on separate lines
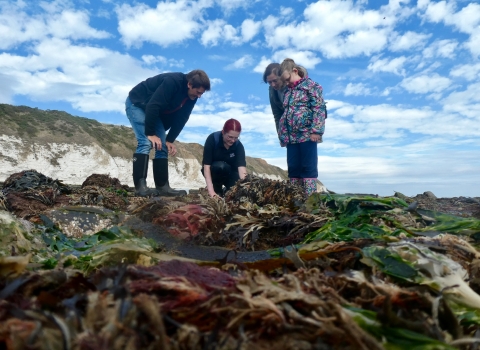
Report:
148,135,162,150
165,141,177,156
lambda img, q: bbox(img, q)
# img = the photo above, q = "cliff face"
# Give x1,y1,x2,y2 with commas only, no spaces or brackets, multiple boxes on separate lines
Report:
0,104,294,189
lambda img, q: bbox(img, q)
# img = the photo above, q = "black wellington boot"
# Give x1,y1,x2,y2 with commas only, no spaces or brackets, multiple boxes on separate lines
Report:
152,158,187,197
132,153,159,197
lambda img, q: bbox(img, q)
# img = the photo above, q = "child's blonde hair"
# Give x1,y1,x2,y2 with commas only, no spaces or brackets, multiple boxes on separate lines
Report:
278,58,304,77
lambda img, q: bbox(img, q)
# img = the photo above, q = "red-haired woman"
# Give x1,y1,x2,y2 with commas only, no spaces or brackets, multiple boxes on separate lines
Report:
202,119,247,197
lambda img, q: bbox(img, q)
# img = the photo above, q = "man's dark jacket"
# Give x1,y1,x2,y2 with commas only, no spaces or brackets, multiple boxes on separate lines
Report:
269,86,284,132
129,72,195,143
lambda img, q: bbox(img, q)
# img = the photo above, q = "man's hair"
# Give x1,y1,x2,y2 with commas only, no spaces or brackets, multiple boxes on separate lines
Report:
223,118,242,133
262,63,280,83
186,70,211,90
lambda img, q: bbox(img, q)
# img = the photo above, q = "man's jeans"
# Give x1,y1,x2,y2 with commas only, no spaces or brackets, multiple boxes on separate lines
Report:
125,97,168,159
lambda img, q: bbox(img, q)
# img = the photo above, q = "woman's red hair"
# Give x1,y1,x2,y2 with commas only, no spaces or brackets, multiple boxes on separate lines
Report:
223,118,242,133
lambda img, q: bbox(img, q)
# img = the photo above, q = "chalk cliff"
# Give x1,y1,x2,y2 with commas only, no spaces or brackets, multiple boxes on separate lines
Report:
0,104,302,190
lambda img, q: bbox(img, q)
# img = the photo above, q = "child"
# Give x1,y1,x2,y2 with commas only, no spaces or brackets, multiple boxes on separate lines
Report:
277,58,326,196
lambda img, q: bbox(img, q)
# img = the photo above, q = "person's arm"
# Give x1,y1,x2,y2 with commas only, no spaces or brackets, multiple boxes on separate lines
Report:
269,86,284,132
203,165,219,198
165,141,177,156
165,102,194,143
308,81,326,140
202,134,219,197
238,166,247,179
236,142,247,179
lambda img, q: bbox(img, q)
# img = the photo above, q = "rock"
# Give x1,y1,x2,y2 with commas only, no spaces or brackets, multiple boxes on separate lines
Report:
407,201,418,212
424,191,437,199
44,206,123,237
394,191,410,201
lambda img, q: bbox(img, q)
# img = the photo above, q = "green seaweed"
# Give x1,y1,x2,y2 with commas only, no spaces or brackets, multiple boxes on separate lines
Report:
303,194,480,244
345,306,457,350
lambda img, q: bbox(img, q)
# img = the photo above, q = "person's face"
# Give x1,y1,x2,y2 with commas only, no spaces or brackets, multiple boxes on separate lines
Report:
222,130,240,147
281,68,301,87
187,83,206,100
266,72,283,91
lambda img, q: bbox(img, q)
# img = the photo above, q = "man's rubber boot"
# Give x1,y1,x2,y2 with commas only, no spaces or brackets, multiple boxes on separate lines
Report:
132,153,159,197
152,158,187,197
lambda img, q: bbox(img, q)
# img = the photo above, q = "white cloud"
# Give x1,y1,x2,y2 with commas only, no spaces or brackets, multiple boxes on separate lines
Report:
325,102,480,140
0,38,159,113
443,82,480,118
201,19,228,46
201,18,260,46
225,55,254,70
141,55,184,68
401,73,451,94
48,10,110,40
0,2,109,50
452,3,480,34
253,56,272,74
419,1,480,57
450,62,480,81
271,50,321,69
142,55,163,65
421,0,455,22
422,39,459,59
389,31,431,51
264,1,402,58
368,56,407,76
116,1,208,47
187,103,277,136
214,0,253,12
465,30,480,57
241,19,261,42
279,7,294,18
210,78,223,86
344,83,371,96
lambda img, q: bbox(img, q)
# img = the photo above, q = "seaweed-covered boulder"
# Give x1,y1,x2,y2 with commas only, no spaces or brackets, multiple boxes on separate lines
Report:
3,170,71,194
225,174,306,208
81,173,129,191
2,170,72,218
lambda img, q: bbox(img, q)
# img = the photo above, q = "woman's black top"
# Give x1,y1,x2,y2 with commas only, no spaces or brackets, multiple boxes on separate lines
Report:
202,131,246,169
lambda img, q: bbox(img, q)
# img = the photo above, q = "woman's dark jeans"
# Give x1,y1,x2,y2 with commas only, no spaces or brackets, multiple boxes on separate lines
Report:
204,161,240,196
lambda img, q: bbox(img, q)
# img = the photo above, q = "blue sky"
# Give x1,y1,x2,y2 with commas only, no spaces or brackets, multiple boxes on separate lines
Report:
1,0,480,197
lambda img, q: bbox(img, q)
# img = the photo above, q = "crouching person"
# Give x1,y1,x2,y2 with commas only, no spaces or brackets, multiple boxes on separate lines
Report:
126,70,210,197
202,119,247,198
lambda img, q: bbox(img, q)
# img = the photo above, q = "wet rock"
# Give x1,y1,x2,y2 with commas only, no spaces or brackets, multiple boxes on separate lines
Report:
44,206,124,237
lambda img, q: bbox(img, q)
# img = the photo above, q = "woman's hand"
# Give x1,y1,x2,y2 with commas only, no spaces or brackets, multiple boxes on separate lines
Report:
165,141,177,156
208,189,220,198
238,166,247,180
203,165,220,198
148,135,162,150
